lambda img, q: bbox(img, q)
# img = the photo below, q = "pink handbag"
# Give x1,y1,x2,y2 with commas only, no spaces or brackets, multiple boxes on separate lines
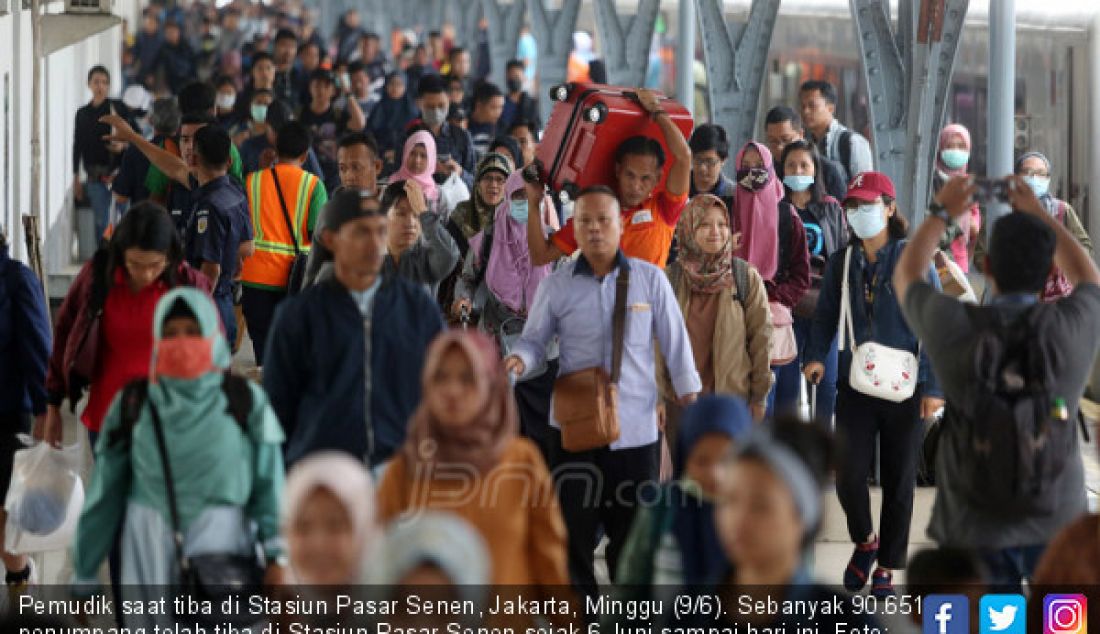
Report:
769,301,798,367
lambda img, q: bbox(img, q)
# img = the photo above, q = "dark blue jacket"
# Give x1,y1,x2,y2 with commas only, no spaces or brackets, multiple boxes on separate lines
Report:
807,239,942,398
0,248,51,418
239,135,325,183
263,273,444,467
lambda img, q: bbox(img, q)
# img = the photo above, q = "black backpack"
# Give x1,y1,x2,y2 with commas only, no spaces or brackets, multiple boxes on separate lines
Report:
945,303,1079,517
775,201,794,281
108,373,253,448
838,130,854,183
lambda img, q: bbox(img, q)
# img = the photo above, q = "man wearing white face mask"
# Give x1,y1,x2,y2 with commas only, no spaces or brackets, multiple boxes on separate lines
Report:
415,75,477,191
803,171,943,597
971,152,1092,303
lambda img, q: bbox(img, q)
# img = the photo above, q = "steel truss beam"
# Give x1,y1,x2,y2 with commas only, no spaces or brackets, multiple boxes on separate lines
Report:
593,0,661,89
482,0,528,89
695,0,781,176
851,0,968,221
526,0,582,125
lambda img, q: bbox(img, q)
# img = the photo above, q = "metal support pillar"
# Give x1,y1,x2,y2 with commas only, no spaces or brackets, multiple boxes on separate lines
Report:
454,0,484,50
1090,11,1100,239
395,0,448,34
986,0,1015,238
592,0,660,89
695,0,780,173
364,0,393,45
850,0,968,223
677,0,696,117
526,0,581,126
481,0,527,89
421,0,448,34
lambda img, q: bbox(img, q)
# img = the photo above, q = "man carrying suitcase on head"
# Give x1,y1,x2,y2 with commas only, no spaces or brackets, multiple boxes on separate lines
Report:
526,89,691,269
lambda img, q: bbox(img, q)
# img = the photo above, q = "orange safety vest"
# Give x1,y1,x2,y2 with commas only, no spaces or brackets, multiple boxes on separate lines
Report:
241,164,321,291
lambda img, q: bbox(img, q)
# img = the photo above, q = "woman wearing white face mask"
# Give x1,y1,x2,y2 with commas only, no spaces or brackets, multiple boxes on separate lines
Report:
775,140,847,424
933,124,981,273
802,171,943,597
1009,152,1093,302
451,170,559,460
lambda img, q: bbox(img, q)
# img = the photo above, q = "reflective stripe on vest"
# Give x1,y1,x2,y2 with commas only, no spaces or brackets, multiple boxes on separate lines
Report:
241,165,318,290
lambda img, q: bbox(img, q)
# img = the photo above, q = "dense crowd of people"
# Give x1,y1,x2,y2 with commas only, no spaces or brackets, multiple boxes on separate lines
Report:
2,0,1099,630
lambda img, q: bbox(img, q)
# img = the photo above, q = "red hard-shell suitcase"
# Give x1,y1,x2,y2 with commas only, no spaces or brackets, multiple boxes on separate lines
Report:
533,82,694,201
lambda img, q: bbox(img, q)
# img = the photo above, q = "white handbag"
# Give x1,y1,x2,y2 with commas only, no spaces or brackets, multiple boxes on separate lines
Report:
838,246,919,403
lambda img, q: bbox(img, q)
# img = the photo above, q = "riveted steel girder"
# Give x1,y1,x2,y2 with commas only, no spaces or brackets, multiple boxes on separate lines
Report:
695,0,781,175
452,0,484,59
593,0,661,88
482,0,527,89
526,0,582,125
850,0,968,222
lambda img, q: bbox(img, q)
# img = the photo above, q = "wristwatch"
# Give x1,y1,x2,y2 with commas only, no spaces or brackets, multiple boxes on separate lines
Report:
927,200,950,223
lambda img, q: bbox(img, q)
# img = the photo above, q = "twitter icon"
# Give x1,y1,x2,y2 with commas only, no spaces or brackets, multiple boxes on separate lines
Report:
982,594,1027,634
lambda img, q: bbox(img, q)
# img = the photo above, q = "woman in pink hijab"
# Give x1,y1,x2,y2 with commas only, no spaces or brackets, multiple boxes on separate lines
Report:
390,130,440,208
451,170,559,461
933,124,980,272
729,140,810,416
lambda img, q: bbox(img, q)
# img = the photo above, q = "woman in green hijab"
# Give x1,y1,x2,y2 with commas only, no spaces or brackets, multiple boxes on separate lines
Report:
71,288,286,627
438,153,513,318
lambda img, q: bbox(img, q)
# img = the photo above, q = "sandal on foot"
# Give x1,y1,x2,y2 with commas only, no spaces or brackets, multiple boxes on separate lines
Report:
843,537,880,592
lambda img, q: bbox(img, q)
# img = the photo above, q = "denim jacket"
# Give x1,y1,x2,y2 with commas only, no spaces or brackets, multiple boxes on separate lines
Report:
806,239,942,398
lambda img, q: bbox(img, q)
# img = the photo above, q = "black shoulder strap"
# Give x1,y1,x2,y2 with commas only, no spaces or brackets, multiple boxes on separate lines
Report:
87,249,112,318
610,267,630,384
270,167,301,256
108,378,150,448
470,224,496,290
731,258,750,310
146,395,189,574
838,130,854,180
776,201,793,280
221,373,253,431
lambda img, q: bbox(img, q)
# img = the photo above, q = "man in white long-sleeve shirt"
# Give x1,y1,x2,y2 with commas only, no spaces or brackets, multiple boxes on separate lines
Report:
505,185,701,600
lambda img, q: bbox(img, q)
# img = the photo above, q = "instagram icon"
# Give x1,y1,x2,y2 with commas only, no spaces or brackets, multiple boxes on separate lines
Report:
1045,595,1088,634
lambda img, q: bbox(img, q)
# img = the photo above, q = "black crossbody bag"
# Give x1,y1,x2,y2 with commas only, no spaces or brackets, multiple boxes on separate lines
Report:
271,168,309,295
147,400,265,627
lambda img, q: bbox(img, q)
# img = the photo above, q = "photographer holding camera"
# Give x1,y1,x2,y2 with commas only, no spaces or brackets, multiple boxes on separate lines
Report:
894,173,1100,591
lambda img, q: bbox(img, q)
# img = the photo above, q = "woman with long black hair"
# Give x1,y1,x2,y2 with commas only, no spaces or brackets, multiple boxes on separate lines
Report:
41,202,211,448
773,140,847,422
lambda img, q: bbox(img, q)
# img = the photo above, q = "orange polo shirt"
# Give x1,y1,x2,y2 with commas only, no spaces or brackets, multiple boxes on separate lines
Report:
550,189,688,268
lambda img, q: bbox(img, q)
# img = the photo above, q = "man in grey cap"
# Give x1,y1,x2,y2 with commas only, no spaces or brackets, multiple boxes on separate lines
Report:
264,189,444,468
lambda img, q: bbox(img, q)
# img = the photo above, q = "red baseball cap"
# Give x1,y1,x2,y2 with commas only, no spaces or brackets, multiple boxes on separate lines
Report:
844,171,896,205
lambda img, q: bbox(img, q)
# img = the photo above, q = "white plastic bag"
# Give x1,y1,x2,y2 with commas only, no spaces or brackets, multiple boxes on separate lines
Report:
438,172,470,217
5,437,85,554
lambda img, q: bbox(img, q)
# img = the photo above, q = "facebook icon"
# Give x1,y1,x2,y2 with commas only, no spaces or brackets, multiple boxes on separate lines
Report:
925,595,970,634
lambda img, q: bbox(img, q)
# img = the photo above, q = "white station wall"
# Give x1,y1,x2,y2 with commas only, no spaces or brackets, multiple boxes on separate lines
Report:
0,1,139,277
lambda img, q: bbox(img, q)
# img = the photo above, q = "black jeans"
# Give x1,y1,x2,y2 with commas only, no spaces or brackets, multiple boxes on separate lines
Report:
241,286,286,366
550,433,660,601
513,359,558,465
834,384,924,569
979,544,1047,593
